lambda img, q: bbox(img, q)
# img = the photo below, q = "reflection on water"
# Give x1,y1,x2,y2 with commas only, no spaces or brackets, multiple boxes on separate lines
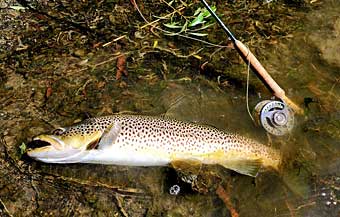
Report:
131,1,340,216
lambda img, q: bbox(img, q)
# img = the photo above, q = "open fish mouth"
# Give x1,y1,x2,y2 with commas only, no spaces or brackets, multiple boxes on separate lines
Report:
33,135,66,149
27,139,51,149
27,135,87,164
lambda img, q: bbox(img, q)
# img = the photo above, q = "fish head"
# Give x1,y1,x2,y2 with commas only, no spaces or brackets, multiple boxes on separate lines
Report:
27,118,108,163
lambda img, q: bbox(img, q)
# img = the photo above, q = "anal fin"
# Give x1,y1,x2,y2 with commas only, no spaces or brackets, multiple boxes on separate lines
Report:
170,159,202,171
170,160,202,186
221,158,263,177
170,159,203,176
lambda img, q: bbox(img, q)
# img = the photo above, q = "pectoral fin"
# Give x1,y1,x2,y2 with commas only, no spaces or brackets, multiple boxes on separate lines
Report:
97,121,122,149
221,159,263,177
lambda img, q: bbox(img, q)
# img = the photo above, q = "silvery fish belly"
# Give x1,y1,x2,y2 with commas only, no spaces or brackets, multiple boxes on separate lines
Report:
27,115,281,177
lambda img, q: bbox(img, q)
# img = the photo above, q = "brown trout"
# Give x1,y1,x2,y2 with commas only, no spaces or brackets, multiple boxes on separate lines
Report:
27,115,281,177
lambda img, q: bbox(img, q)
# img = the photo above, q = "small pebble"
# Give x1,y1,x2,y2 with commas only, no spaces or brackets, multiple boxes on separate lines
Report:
74,49,86,57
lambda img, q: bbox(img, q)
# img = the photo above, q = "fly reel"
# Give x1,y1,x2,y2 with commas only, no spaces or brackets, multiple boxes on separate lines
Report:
253,100,294,136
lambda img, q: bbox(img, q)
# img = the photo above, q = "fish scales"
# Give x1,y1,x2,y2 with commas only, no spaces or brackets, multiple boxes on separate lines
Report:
28,114,281,177
82,115,261,155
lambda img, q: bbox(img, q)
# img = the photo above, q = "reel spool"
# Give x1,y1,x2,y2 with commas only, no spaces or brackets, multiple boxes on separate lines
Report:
253,100,294,136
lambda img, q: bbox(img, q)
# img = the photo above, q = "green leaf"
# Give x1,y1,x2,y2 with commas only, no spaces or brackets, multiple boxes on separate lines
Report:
189,6,216,27
179,20,188,33
10,5,27,10
202,5,216,18
19,142,26,155
190,22,215,31
188,32,208,37
163,22,183,29
163,21,188,36
164,32,178,36
193,7,202,16
189,14,205,27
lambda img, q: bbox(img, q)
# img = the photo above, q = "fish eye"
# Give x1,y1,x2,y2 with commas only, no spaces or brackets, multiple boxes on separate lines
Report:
52,127,66,136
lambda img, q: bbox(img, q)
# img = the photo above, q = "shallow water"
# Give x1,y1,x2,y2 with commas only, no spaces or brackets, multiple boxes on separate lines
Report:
0,0,339,216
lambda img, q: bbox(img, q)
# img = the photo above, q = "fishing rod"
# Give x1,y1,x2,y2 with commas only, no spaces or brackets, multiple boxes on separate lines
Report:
200,0,303,135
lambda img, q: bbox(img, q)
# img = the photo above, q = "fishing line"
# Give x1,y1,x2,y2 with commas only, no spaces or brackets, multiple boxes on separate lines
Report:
245,47,255,123
200,0,303,116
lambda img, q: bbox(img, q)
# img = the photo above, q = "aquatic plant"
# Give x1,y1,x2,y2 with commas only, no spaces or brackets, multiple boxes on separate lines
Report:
163,5,217,37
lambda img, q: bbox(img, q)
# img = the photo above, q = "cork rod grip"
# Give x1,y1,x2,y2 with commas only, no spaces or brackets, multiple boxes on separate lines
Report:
235,40,285,97
235,40,304,114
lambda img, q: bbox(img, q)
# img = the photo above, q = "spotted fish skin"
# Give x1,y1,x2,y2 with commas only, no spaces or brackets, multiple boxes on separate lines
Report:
66,115,280,172
28,115,281,177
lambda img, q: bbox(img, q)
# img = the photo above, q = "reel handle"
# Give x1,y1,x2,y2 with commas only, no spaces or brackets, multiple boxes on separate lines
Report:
235,40,304,115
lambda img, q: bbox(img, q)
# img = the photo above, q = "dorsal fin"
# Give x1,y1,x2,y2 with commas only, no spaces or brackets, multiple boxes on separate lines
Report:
97,121,122,149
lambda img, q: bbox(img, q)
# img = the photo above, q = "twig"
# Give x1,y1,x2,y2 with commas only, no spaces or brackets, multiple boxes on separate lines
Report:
0,94,15,110
75,79,92,96
216,184,239,217
114,194,129,217
0,197,13,217
160,0,185,18
140,6,188,29
28,165,40,211
160,28,229,48
284,199,296,217
209,46,227,60
41,172,148,198
91,53,129,68
130,0,148,23
0,136,25,174
75,52,130,73
149,16,228,48
32,170,147,216
155,46,203,58
134,1,227,48
16,0,101,38
293,201,316,211
102,35,126,47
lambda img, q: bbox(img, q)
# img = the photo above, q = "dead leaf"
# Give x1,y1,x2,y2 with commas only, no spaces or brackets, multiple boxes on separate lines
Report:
45,87,52,98
116,55,128,80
